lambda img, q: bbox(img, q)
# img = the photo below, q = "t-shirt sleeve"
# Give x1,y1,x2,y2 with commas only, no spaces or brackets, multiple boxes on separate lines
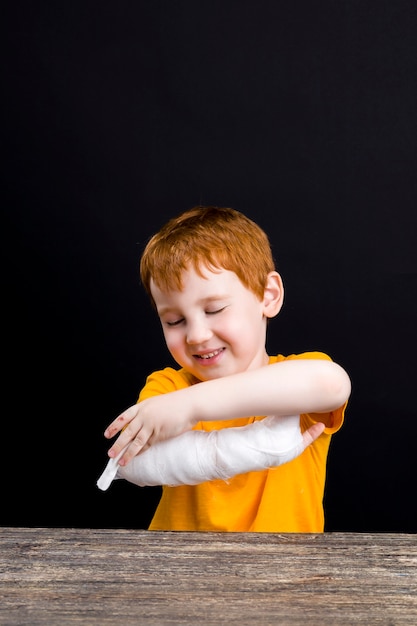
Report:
303,401,347,435
285,351,347,435
138,367,192,402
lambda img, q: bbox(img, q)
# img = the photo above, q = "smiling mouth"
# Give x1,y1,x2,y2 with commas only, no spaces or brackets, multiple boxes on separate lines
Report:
194,348,225,360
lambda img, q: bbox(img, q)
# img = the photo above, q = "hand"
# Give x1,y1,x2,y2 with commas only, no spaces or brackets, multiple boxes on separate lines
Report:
104,390,195,466
300,421,326,449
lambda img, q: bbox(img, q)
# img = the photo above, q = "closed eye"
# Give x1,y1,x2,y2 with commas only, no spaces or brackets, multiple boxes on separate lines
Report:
165,318,184,327
165,307,226,326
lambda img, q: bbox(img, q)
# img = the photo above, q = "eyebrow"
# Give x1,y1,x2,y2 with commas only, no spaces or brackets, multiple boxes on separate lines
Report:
157,295,230,317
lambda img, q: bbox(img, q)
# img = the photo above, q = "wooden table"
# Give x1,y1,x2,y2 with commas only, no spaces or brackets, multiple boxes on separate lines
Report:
1,527,416,625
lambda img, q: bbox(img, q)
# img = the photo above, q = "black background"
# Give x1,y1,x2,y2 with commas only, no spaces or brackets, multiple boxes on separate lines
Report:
3,1,416,532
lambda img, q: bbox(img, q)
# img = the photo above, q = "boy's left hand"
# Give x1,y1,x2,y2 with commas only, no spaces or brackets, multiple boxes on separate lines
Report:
104,391,195,467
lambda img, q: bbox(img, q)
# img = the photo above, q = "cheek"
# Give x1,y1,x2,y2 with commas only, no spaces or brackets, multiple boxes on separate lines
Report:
225,305,263,332
163,330,184,356
220,313,258,343
225,312,266,352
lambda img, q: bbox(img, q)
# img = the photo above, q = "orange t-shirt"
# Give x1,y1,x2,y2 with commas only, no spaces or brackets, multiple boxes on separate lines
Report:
138,352,346,532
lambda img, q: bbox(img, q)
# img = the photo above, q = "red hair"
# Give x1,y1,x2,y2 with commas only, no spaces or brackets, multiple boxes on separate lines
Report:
140,206,276,303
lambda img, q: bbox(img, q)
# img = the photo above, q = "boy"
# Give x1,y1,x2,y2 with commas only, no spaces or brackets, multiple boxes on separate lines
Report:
101,206,351,532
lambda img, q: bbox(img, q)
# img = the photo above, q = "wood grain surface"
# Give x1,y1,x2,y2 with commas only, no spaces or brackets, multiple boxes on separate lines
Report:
1,527,416,625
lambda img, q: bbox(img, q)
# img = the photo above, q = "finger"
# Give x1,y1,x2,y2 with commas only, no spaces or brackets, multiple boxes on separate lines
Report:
104,405,139,439
118,439,152,466
108,422,152,463
302,422,325,448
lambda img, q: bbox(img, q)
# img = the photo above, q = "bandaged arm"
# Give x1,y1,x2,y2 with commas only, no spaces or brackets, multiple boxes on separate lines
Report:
97,414,319,491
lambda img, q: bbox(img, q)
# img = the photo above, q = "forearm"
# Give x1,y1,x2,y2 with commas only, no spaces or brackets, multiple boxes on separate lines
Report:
104,358,350,467
97,415,324,489
186,359,351,425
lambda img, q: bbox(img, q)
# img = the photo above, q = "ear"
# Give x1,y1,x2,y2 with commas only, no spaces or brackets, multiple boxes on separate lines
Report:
262,271,284,318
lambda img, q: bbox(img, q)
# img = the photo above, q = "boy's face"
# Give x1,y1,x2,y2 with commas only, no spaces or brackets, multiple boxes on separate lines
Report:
150,265,271,382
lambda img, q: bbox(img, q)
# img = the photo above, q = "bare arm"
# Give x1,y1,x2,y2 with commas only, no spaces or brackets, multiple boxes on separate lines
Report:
105,359,350,466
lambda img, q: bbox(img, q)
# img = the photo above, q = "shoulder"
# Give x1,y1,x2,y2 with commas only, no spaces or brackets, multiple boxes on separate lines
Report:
270,351,333,363
270,352,347,434
138,367,196,400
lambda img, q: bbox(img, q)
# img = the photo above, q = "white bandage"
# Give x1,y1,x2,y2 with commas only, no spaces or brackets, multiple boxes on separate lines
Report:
97,414,306,491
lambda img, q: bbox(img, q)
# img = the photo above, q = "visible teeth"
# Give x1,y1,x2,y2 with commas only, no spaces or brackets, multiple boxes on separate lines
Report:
199,350,221,359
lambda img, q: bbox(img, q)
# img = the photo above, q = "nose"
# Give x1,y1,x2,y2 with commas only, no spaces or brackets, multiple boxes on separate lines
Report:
186,318,213,345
